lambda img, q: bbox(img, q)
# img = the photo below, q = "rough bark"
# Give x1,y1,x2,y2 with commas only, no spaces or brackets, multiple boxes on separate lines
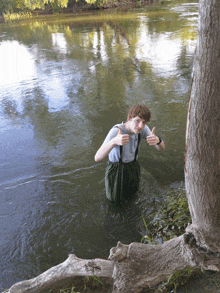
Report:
185,0,220,251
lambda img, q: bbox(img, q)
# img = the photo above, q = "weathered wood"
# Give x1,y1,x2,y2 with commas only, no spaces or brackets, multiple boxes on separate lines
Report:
110,238,191,292
6,237,220,293
8,255,113,293
110,238,220,292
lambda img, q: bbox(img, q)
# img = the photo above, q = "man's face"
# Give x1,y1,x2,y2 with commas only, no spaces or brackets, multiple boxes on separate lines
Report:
129,116,146,134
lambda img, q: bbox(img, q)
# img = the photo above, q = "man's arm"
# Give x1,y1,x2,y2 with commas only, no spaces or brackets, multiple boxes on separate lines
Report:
146,127,165,151
94,127,129,162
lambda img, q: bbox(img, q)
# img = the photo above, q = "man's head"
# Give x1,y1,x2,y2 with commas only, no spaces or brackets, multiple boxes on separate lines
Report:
127,104,151,123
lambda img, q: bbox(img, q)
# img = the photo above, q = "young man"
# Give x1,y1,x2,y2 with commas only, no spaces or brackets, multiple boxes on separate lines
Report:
94,104,165,204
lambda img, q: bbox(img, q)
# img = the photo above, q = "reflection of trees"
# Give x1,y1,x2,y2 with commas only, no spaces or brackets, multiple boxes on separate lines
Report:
146,0,198,35
0,6,197,178
176,44,193,79
64,19,143,116
21,87,68,145
2,98,19,119
19,85,92,170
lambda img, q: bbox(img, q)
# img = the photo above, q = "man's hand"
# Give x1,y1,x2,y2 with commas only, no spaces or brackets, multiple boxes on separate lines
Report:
147,127,160,145
114,126,129,146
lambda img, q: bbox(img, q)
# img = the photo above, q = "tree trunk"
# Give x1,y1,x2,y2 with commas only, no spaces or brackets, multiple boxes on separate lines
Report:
5,0,220,292
185,0,220,252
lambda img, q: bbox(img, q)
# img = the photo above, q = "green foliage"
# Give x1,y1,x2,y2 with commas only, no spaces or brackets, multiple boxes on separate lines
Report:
3,11,32,20
155,266,204,293
142,184,204,293
0,0,68,14
84,276,103,290
0,0,14,13
74,0,117,8
46,277,104,293
144,184,191,244
46,0,68,12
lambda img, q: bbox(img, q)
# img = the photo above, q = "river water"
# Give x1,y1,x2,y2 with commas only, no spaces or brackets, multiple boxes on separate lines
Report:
0,0,198,290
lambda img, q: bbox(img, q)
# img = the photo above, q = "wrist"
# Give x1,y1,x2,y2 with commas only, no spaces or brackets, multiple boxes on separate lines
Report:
112,137,119,147
157,136,162,145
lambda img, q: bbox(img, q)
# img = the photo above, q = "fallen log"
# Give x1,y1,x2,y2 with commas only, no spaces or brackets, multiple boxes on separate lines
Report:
6,233,220,293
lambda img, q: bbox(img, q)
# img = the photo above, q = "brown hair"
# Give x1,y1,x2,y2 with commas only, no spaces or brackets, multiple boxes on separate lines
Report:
127,104,151,122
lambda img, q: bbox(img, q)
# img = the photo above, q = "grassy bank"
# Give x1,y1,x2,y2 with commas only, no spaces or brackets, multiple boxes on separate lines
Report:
1,0,159,22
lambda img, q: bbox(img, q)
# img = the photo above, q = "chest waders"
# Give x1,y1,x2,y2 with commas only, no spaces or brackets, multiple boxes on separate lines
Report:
105,133,141,204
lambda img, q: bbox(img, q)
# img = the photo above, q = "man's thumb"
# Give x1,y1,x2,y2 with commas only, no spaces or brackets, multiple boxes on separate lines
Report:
118,126,123,134
151,127,156,135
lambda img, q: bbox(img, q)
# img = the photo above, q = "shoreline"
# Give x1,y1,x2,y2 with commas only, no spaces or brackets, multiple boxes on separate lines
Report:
0,0,159,22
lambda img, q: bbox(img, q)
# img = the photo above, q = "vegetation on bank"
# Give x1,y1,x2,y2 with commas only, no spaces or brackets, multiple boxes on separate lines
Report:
0,0,145,20
142,185,204,293
143,184,191,245
3,11,32,21
0,0,68,14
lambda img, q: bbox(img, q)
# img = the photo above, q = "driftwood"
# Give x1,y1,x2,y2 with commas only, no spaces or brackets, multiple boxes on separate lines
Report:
6,255,113,293
6,232,220,293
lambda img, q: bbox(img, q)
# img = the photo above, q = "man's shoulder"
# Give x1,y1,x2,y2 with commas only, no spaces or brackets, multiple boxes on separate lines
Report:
104,124,122,141
111,123,124,132
113,122,123,128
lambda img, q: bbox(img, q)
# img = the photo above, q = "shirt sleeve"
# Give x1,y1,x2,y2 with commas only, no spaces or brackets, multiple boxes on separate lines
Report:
103,125,120,145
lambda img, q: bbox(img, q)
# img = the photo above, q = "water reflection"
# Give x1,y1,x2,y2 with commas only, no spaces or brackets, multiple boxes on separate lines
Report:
0,41,36,88
52,33,68,54
0,0,198,290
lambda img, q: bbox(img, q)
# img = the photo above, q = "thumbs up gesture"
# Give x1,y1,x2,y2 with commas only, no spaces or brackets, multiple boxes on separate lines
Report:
115,126,129,146
147,127,160,145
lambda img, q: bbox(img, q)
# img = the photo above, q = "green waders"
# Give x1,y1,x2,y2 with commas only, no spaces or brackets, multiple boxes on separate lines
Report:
105,133,141,204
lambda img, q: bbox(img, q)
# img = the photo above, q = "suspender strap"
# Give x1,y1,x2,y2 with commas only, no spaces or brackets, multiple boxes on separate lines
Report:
134,133,141,161
119,133,140,163
119,145,123,164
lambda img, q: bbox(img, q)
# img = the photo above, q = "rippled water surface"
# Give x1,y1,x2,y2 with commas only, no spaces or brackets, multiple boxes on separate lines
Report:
0,0,198,290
